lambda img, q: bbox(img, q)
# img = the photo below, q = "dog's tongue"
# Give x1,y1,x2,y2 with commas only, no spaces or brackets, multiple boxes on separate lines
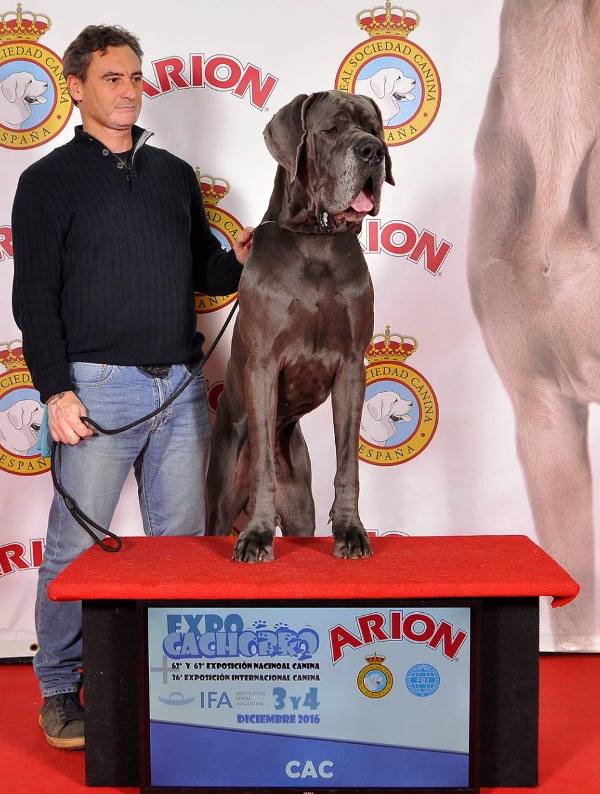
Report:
350,189,374,212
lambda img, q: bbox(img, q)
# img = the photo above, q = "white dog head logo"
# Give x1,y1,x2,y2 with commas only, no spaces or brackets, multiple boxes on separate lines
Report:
360,390,413,445
364,672,386,692
0,398,44,454
0,71,48,129
355,66,416,124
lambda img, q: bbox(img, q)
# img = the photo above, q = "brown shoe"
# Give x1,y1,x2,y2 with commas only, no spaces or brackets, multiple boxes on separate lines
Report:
39,692,85,750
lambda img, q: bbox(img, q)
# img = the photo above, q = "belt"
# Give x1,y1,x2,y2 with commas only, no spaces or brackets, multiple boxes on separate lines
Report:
138,365,171,379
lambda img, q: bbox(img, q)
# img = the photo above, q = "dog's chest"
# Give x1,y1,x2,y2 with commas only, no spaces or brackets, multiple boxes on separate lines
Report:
245,228,373,353
290,231,370,298
300,254,368,298
293,253,371,337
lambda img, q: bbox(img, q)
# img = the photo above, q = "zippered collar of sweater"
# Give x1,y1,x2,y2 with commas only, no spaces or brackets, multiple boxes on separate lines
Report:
73,124,154,170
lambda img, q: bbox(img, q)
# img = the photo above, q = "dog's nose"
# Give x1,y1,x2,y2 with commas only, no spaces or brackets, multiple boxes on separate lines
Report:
354,136,384,166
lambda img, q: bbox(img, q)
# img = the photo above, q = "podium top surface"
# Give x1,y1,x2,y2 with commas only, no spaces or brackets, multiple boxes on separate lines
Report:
48,534,579,608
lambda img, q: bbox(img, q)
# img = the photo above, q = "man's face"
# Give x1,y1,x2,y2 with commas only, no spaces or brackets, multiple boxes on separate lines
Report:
67,44,143,132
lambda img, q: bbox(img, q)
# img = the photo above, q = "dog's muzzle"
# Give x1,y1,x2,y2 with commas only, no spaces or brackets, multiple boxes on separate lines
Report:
353,136,384,168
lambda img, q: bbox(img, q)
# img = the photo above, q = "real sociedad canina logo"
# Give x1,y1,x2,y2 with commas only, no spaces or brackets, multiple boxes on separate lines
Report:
335,2,441,146
357,654,394,698
195,168,240,314
0,2,72,149
359,326,438,465
0,340,49,475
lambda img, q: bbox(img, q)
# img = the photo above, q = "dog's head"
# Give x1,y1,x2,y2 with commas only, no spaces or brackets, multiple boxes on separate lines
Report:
1,71,48,105
264,90,394,234
369,67,416,104
0,398,43,453
364,673,385,691
368,391,413,424
361,390,413,444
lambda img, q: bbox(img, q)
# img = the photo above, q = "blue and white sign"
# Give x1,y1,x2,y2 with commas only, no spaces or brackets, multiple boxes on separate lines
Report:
146,604,472,788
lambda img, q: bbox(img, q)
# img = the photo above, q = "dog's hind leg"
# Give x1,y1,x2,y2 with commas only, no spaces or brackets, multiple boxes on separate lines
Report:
274,421,315,537
205,392,249,536
205,442,249,536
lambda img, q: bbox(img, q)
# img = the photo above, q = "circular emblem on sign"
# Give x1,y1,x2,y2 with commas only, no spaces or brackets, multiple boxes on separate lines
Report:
0,5,72,150
357,654,393,698
405,663,440,697
0,340,49,475
334,3,441,146
194,169,239,314
207,379,224,414
359,327,438,466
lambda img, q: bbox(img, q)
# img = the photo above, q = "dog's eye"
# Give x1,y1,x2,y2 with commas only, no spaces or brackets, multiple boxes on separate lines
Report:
322,126,337,135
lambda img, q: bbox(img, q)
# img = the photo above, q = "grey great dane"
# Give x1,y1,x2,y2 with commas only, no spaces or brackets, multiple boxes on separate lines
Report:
206,90,394,562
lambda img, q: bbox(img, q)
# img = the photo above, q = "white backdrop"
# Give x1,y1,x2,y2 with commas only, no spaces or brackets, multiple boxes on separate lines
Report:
1,0,598,657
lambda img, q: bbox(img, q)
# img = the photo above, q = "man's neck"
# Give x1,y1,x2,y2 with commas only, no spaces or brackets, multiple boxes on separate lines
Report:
82,121,134,153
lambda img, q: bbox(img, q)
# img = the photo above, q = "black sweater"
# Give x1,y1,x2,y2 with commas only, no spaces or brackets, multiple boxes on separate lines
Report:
11,125,243,403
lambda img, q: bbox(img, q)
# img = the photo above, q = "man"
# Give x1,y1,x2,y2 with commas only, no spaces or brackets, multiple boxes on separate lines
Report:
11,25,253,750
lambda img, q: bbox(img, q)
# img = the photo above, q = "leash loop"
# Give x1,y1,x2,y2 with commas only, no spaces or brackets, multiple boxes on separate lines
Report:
51,300,239,550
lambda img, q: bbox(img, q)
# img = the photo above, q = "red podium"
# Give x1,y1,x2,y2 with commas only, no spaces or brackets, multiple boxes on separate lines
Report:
49,534,578,790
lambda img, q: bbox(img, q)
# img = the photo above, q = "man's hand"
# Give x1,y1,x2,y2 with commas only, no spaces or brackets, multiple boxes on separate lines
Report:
48,391,94,445
232,226,254,265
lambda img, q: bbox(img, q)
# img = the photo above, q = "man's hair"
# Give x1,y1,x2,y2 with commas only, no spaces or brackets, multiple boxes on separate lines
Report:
63,25,143,81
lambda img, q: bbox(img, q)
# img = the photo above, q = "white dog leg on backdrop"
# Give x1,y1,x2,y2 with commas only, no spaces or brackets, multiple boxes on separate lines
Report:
468,0,600,651
513,388,596,650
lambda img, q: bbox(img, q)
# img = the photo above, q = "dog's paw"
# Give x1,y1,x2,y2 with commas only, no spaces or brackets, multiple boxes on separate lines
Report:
332,525,373,559
233,525,275,563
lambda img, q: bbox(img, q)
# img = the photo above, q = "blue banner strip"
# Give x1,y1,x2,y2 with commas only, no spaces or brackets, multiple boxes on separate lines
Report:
150,721,469,787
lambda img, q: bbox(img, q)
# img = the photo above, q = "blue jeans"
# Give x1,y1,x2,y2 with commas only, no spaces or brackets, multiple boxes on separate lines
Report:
34,363,210,697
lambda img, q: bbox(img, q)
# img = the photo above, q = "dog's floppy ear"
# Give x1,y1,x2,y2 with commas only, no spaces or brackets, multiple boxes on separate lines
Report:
6,71,30,102
7,402,25,431
367,394,384,422
369,70,389,100
382,138,394,186
1,73,21,103
364,95,395,186
263,93,320,183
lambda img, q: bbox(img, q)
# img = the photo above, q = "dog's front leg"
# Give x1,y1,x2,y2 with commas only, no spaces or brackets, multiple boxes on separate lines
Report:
233,358,279,562
329,357,372,559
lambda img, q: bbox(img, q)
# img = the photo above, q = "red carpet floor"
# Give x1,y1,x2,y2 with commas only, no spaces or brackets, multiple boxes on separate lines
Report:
0,655,598,793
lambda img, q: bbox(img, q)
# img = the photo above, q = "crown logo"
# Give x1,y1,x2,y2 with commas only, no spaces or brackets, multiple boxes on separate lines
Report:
356,2,419,38
0,339,26,370
194,167,230,206
365,326,417,364
0,2,51,42
365,653,386,665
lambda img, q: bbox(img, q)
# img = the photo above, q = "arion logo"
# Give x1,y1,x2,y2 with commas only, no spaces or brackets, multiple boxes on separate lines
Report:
360,218,452,276
0,538,44,576
142,53,278,110
0,225,12,259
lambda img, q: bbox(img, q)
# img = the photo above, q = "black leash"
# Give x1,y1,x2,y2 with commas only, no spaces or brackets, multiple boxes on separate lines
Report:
50,299,239,552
